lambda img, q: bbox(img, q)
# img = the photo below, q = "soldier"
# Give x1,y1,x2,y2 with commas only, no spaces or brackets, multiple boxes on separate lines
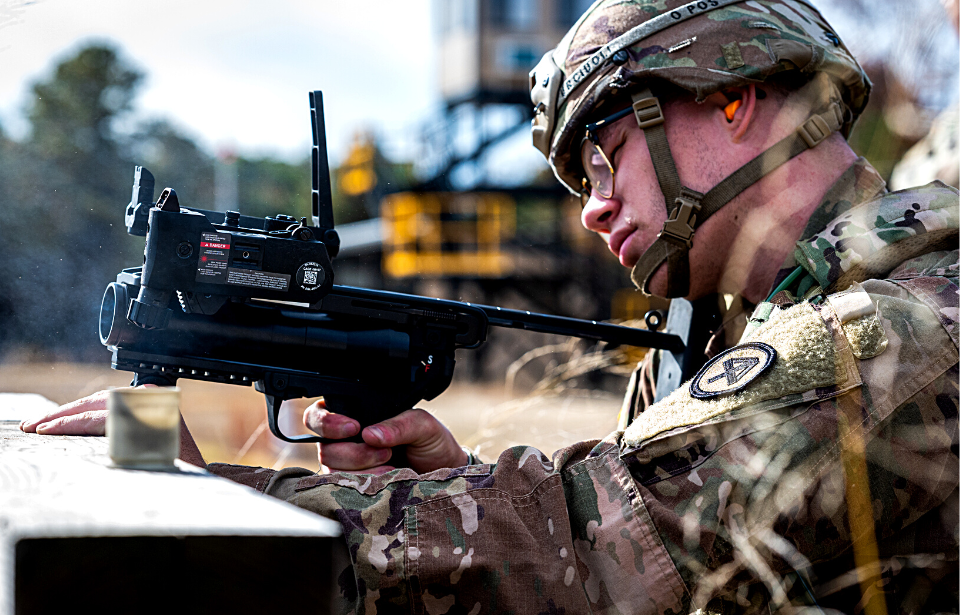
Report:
23,0,959,612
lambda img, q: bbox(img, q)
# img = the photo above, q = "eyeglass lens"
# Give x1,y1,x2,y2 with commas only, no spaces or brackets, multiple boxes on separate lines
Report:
580,139,614,199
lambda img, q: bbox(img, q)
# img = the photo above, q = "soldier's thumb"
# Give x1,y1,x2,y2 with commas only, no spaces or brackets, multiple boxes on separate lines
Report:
364,409,440,447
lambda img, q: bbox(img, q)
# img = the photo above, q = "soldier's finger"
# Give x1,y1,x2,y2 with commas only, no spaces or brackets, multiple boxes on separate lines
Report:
362,409,467,472
35,410,108,436
318,441,392,472
20,384,159,433
20,390,110,433
362,408,442,447
303,403,360,440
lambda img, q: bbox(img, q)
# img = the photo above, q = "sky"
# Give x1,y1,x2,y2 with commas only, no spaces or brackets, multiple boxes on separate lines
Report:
0,0,443,165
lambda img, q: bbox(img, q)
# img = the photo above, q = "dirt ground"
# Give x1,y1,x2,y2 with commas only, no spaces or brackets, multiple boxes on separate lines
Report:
0,362,625,471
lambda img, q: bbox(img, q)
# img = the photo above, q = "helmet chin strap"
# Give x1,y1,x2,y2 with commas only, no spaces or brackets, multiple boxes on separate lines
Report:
626,87,846,298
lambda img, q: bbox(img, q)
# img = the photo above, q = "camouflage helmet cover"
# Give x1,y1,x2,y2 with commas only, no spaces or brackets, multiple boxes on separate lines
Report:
531,0,871,194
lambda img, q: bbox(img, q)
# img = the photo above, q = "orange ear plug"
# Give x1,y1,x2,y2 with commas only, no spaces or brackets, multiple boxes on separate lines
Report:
724,99,742,122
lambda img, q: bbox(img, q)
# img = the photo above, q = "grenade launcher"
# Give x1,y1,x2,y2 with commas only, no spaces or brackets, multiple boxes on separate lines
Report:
98,91,690,449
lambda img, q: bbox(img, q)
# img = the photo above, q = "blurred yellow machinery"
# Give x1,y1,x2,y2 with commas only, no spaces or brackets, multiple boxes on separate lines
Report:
339,137,377,197
381,192,516,278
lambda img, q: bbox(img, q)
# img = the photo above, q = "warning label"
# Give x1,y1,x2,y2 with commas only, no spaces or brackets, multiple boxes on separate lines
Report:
226,268,291,292
196,232,231,283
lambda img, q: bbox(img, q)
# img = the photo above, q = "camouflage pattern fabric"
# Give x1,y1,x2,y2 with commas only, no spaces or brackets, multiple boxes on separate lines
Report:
794,180,959,295
540,0,871,194
207,163,959,614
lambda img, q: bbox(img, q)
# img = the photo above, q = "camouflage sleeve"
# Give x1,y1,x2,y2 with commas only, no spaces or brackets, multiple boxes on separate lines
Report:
205,462,314,493
275,441,612,613
620,275,959,612
261,429,701,613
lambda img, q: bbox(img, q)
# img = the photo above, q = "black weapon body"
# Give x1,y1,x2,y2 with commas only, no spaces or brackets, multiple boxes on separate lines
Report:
101,267,683,445
100,91,687,447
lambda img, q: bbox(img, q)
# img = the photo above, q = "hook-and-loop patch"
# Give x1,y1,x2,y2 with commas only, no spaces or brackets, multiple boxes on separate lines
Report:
689,342,777,399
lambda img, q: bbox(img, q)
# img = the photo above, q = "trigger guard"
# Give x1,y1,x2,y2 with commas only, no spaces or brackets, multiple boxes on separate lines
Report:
265,395,323,444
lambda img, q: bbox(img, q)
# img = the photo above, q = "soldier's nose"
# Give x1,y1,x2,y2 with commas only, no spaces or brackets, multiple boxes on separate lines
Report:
581,193,618,232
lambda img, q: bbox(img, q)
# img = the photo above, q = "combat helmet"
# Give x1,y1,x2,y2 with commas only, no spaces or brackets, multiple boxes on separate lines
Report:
530,0,871,298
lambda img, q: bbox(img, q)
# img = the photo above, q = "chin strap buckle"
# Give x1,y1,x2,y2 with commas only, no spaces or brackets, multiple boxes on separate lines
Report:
659,188,703,248
632,96,664,129
797,115,831,148
797,101,844,148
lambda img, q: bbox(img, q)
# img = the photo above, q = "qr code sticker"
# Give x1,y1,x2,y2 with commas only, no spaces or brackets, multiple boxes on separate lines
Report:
304,270,318,285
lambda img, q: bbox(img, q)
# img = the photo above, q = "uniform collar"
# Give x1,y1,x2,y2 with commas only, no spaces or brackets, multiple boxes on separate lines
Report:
795,157,888,243
770,158,887,292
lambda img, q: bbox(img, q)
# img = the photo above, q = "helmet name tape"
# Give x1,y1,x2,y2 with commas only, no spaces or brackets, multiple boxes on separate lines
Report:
558,0,746,103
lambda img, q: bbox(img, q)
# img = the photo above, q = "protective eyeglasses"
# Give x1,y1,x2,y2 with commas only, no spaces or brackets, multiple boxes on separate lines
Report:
579,106,634,208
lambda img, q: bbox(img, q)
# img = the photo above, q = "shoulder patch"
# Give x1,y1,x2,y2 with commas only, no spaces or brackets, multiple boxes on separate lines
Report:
623,304,861,449
689,342,777,399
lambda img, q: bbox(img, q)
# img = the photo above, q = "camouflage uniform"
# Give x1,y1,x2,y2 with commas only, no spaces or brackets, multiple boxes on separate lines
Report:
209,160,960,614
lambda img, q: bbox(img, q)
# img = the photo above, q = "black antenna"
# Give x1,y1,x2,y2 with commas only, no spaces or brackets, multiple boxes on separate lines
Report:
310,91,335,230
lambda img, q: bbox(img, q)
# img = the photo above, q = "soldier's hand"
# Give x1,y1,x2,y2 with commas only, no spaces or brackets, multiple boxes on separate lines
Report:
303,400,468,475
18,386,205,467
18,387,153,436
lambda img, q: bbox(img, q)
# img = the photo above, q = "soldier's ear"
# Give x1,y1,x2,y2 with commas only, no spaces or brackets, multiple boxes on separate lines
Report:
711,85,759,144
